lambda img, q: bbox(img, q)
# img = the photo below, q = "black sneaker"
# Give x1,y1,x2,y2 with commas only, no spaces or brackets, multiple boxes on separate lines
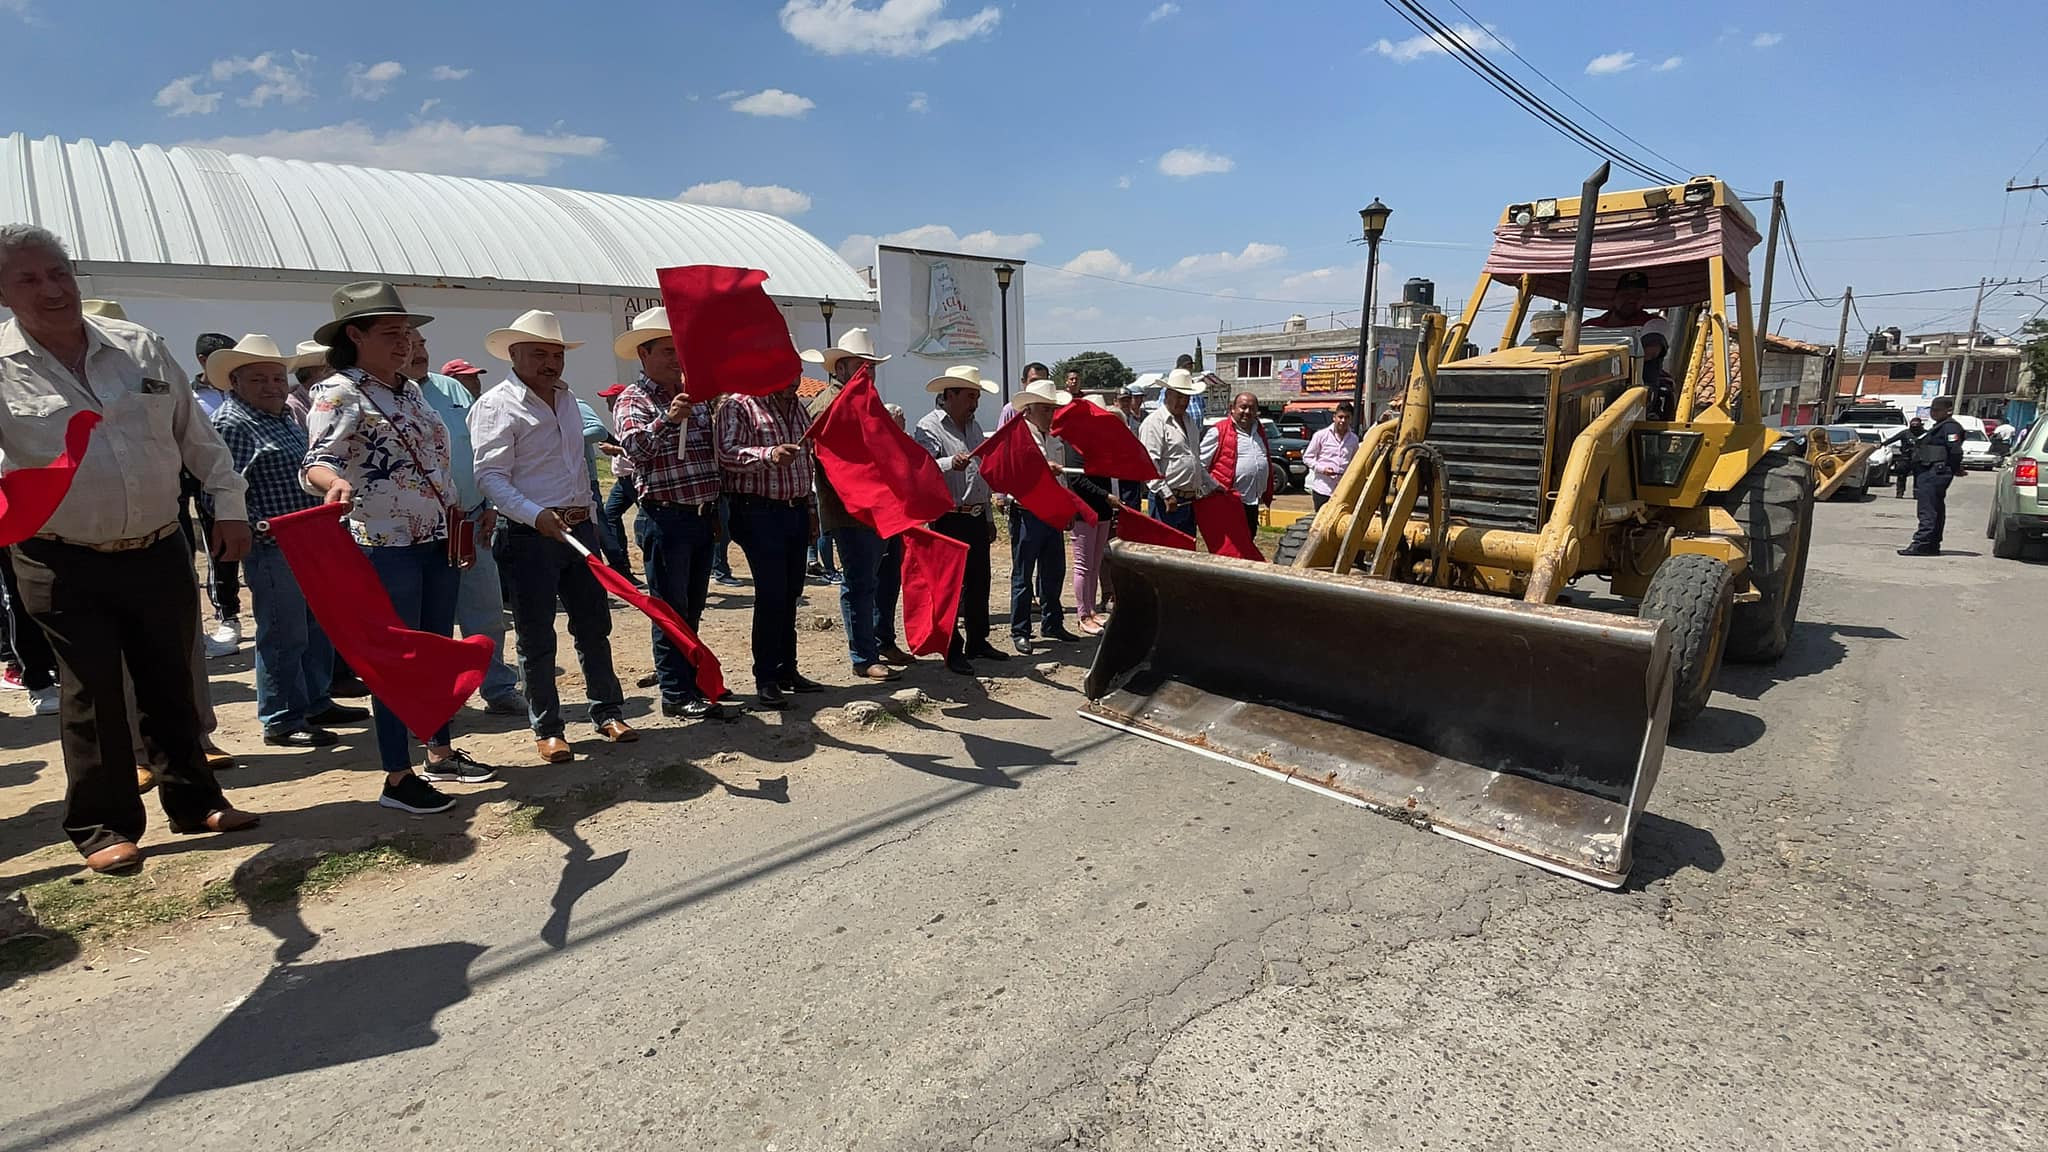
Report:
418,749,495,784
306,704,370,725
379,773,457,814
263,725,339,748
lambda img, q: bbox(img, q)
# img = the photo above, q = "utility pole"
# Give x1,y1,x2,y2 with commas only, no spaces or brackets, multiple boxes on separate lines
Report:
1950,277,1989,411
2007,181,2048,193
1757,180,1785,340
1832,285,1853,410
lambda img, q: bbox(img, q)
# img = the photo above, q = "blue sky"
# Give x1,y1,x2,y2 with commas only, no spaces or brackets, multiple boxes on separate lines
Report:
6,0,2048,365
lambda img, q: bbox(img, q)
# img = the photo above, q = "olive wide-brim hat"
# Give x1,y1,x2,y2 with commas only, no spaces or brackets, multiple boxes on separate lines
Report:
314,280,434,347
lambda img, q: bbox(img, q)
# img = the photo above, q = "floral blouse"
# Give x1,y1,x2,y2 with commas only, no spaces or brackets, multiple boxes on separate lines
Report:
302,368,455,548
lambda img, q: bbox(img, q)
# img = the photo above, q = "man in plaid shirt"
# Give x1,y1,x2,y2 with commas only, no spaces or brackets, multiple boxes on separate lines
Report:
716,372,820,710
209,336,368,746
612,308,724,719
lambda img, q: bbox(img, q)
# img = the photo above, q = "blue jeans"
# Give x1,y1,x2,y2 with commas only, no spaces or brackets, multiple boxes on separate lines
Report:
365,541,460,771
637,502,715,704
728,497,808,685
1009,508,1067,640
877,534,903,649
711,495,735,579
454,518,521,703
831,524,885,668
811,529,838,576
244,544,334,732
601,477,638,580
495,520,626,737
1153,497,1197,537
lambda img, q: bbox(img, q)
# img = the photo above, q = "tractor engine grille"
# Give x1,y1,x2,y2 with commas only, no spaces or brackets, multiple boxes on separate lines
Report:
1417,396,1549,531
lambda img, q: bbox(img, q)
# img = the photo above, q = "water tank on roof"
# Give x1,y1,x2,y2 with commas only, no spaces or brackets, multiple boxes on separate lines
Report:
1403,278,1435,306
1284,314,1308,333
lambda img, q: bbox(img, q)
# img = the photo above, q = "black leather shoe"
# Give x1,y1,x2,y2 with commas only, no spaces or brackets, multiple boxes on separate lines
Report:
1896,547,1937,556
263,726,339,748
755,684,791,710
779,674,826,694
1042,627,1082,644
946,656,976,675
306,704,370,725
661,698,717,720
966,641,1010,662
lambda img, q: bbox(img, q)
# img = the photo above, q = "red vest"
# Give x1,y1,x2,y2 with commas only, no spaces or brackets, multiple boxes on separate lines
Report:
1208,418,1278,502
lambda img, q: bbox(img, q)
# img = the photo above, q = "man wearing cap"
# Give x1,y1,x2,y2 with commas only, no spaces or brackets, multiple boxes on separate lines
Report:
914,366,1010,674
614,307,727,718
594,383,640,584
0,223,259,874
1140,368,1218,535
1588,270,1662,329
801,330,911,680
411,331,525,717
716,360,823,710
470,309,636,762
1008,378,1082,654
1201,391,1279,537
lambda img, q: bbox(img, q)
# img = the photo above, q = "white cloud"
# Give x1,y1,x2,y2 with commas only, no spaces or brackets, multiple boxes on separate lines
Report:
1277,266,1350,293
716,89,744,101
431,65,472,81
678,180,815,217
836,224,1043,265
418,98,442,115
155,76,221,117
727,88,815,117
1372,21,1510,63
1051,242,1287,287
1115,174,1132,190
1584,51,1636,76
907,91,929,113
2,0,39,24
1145,2,1179,23
348,60,405,100
211,51,315,108
1061,249,1135,279
1653,55,1683,72
1158,147,1233,178
1752,31,1783,48
183,120,606,179
780,0,1001,57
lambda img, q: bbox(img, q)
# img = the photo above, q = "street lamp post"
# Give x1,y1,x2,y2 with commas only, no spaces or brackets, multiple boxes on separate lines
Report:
994,264,1016,400
819,297,836,346
1350,199,1392,419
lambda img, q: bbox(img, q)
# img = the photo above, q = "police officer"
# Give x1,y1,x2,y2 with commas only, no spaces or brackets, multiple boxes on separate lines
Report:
1883,416,1924,498
1898,397,1965,556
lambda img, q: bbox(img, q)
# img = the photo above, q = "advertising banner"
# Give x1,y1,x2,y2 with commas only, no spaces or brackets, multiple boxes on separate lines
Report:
874,246,1026,413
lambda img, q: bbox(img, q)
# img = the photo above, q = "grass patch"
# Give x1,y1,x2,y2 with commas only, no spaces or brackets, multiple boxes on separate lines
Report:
501,803,545,835
23,870,223,940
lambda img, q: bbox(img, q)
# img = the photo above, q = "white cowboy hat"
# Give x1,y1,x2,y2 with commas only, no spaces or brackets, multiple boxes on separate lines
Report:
1086,393,1115,410
1162,368,1205,396
613,306,673,361
204,335,295,381
485,309,585,361
1127,372,1161,395
80,299,128,321
926,364,1001,395
290,340,329,371
801,327,892,374
1015,379,1073,408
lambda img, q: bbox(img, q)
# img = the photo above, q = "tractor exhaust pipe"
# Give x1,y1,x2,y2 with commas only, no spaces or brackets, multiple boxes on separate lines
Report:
1560,161,1611,357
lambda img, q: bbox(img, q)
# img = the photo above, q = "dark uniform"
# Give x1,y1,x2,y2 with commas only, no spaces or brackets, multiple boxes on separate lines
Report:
1883,419,1924,498
1902,414,1965,555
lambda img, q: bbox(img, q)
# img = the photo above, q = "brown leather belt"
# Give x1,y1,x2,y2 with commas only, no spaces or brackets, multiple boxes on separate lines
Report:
644,498,716,515
33,523,181,553
549,506,593,527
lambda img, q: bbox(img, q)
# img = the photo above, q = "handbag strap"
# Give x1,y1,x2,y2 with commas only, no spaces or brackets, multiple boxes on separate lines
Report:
353,374,457,510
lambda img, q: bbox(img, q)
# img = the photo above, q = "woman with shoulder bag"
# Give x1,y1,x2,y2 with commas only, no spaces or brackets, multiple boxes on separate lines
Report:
300,282,494,815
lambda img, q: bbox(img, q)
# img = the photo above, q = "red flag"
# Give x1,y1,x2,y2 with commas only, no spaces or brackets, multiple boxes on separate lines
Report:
1193,492,1264,561
898,526,968,656
809,366,953,537
266,504,493,742
583,556,726,702
1115,508,1198,551
971,414,1097,529
658,265,802,401
0,409,100,547
1051,402,1158,483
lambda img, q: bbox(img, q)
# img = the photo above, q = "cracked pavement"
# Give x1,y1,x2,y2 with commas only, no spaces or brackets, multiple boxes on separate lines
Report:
2,484,2041,1150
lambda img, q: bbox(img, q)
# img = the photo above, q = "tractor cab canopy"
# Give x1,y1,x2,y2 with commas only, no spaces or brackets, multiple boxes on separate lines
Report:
1479,179,1762,311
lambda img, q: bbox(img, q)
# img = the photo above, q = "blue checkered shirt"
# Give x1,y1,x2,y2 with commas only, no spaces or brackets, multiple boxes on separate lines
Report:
212,394,318,541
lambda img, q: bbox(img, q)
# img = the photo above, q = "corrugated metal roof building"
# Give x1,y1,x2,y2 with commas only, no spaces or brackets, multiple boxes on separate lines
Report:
0,133,876,405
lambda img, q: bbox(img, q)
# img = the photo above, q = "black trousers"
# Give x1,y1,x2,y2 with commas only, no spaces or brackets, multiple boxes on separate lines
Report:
10,534,228,854
0,545,58,690
727,496,810,685
932,509,992,657
1910,469,1953,552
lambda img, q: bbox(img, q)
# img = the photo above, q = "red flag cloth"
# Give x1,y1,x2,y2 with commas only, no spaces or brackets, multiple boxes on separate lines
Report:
971,414,1097,529
658,265,802,401
1050,402,1159,483
898,526,968,656
583,556,726,702
265,504,494,742
0,409,100,546
1114,508,1198,552
1193,492,1265,561
809,366,953,538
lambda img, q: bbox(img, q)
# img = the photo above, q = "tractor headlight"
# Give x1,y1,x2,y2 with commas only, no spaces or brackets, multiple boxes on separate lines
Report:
1633,430,1703,488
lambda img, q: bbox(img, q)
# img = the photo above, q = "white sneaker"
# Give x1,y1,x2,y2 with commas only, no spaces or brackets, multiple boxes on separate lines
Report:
203,632,238,659
209,619,242,645
28,686,59,716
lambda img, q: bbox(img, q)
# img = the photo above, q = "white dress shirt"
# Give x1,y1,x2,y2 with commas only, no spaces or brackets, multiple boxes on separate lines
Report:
469,375,595,527
1139,404,1215,499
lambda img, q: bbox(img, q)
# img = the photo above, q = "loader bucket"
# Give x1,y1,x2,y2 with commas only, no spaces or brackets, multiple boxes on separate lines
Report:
1082,544,1674,888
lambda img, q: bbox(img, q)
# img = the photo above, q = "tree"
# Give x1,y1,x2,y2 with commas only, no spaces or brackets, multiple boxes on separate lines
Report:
2021,318,2048,398
1052,351,1136,396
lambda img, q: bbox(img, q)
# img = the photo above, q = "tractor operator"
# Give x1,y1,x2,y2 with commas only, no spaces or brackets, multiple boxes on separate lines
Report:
1587,269,1661,329
1898,397,1965,557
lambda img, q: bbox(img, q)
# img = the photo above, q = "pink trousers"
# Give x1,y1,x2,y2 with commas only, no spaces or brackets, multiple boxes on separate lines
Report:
1071,519,1109,620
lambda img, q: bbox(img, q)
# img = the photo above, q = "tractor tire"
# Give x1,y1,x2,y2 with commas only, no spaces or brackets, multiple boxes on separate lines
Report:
1638,553,1736,728
1992,512,2024,560
1718,453,1814,664
1272,517,1313,568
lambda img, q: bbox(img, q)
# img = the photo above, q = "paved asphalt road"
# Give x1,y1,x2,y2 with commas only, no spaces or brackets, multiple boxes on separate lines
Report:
2,481,2040,1150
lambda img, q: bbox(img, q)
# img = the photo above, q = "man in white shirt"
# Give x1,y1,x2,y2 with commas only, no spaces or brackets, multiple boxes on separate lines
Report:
1200,391,1278,538
1138,368,1217,535
1302,401,1360,511
469,309,635,763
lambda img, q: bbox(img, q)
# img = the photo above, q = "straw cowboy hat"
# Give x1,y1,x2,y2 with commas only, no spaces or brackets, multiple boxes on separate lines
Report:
80,299,128,321
612,306,672,361
485,309,584,361
1162,367,1205,396
926,365,1001,395
203,335,295,381
291,340,329,371
315,280,433,346
1015,379,1073,408
801,327,892,375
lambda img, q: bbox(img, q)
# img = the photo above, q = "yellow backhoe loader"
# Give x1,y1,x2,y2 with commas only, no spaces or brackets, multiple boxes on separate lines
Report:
1083,169,1815,888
